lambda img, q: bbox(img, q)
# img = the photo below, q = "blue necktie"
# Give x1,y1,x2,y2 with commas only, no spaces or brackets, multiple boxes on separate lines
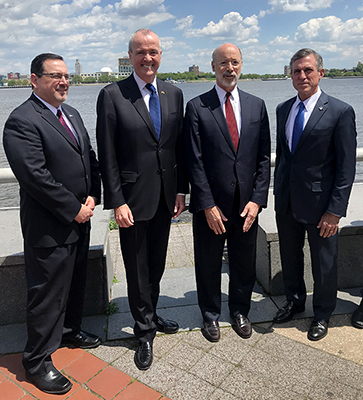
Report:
291,101,305,154
146,83,161,139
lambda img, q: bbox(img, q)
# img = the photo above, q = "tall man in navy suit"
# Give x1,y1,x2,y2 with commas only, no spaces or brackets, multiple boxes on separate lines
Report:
184,43,270,342
3,53,101,394
273,48,356,341
96,29,188,370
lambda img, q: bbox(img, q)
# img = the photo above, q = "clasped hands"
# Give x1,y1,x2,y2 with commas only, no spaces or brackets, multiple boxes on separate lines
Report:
74,196,97,223
204,201,260,235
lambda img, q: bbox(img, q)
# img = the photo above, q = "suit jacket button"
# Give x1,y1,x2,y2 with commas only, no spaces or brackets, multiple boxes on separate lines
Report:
231,182,235,186
81,197,86,203
156,170,161,175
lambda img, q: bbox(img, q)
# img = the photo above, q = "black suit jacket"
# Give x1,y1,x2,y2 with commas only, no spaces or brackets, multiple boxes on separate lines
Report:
3,94,101,247
96,75,188,220
274,91,356,224
183,87,270,217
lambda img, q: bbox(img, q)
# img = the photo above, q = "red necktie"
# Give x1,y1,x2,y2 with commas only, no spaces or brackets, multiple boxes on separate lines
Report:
225,92,239,151
57,109,78,146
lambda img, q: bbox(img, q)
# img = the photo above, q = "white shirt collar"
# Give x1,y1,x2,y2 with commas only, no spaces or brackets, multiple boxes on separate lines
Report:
33,92,62,116
215,83,239,105
133,72,158,93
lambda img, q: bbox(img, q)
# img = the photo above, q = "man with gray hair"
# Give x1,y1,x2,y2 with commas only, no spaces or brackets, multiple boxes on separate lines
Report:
273,48,356,340
96,29,188,370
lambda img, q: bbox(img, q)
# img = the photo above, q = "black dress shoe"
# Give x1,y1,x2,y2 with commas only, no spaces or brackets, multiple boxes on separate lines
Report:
134,341,153,370
352,292,363,329
273,300,305,323
201,321,220,342
26,368,72,394
233,314,252,339
155,316,179,334
307,319,328,341
62,330,101,349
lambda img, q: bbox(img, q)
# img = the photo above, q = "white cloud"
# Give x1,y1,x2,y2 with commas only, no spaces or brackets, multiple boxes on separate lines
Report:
115,0,164,15
184,12,259,43
268,0,334,12
269,35,290,45
174,15,193,31
295,16,363,43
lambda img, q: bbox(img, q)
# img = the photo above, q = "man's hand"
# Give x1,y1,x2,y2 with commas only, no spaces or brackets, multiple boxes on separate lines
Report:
85,196,97,211
74,204,94,223
114,204,134,228
173,194,185,219
240,201,260,233
204,206,228,235
317,212,340,238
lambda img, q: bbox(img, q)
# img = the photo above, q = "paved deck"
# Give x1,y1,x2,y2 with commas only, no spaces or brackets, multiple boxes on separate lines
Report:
1,220,363,400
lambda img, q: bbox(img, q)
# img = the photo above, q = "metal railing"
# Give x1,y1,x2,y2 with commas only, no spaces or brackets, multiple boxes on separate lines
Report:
1,148,363,184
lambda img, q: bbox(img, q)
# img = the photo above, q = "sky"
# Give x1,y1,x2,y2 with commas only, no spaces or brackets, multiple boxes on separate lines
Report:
1,0,363,76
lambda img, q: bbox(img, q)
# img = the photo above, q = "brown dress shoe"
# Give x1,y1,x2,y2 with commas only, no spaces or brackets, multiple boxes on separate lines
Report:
233,314,252,339
201,321,220,342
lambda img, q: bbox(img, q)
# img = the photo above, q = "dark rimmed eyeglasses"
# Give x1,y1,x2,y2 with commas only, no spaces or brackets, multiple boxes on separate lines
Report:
37,73,70,81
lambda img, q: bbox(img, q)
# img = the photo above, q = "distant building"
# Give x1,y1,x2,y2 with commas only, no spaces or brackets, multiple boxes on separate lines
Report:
284,65,291,75
75,59,83,75
7,72,20,80
118,57,134,77
189,65,199,75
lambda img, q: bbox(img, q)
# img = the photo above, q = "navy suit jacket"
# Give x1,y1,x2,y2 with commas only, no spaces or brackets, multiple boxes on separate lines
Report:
3,94,101,247
274,90,356,224
96,75,188,221
184,87,270,217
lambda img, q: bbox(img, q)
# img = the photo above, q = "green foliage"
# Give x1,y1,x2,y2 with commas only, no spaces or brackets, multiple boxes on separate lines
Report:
83,76,97,83
109,219,118,230
72,75,83,84
105,302,119,315
113,275,119,283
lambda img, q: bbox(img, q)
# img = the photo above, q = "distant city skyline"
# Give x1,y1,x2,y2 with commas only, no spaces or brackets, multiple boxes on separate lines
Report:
1,0,363,76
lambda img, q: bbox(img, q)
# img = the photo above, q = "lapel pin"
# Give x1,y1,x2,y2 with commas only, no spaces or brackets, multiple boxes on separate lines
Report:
161,91,165,95
319,107,323,111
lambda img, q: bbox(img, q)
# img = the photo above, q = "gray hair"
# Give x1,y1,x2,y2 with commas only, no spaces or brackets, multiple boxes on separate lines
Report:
290,48,323,72
128,29,161,53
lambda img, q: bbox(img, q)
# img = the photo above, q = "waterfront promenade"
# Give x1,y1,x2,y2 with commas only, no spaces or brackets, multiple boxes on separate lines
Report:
1,215,363,399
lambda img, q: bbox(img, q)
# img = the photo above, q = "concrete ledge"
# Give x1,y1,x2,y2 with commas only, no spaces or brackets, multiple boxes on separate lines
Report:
0,206,112,326
257,183,363,295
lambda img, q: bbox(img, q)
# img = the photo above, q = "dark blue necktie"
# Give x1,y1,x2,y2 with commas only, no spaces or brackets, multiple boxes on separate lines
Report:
291,101,305,154
146,83,161,139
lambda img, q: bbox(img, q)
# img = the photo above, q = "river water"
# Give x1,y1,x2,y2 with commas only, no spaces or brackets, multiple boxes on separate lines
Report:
1,78,362,207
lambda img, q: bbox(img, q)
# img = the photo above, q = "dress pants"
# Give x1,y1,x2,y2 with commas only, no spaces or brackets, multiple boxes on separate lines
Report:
23,227,90,375
193,195,257,322
119,192,172,343
276,210,338,321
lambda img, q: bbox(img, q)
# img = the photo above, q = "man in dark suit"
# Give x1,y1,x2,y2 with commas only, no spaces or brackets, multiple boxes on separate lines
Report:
96,29,187,370
183,43,270,343
273,48,356,341
3,53,101,394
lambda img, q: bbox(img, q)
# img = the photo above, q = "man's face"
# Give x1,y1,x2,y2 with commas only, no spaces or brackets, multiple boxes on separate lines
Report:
291,55,325,101
129,32,162,84
31,59,69,108
212,44,242,92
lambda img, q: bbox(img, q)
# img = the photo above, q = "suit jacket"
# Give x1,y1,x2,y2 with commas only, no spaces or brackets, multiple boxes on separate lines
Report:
3,94,101,247
184,87,270,217
274,90,356,224
96,75,188,220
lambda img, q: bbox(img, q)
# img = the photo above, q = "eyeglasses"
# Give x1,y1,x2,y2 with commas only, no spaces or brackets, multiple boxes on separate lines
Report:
219,60,241,67
37,73,70,81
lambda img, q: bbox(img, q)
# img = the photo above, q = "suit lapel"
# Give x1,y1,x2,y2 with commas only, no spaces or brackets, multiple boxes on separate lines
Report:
30,94,80,152
157,79,168,144
123,75,158,141
279,97,295,156
295,91,328,153
62,106,84,152
206,88,236,153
